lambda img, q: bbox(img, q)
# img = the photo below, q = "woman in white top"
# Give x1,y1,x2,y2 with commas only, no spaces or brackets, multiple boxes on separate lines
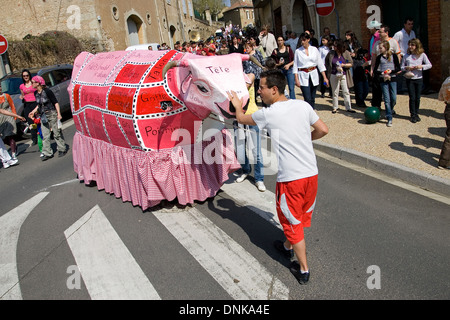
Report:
401,38,432,123
293,33,329,109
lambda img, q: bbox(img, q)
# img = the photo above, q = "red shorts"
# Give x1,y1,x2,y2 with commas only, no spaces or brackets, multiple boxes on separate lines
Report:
276,175,318,244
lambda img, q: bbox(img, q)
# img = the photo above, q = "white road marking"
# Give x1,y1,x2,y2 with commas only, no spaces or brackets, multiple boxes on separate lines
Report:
0,192,49,300
153,207,289,300
64,205,161,300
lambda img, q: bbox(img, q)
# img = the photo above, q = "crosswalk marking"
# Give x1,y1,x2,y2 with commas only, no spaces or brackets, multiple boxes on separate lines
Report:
0,192,49,300
3,145,288,300
64,205,161,300
153,207,289,300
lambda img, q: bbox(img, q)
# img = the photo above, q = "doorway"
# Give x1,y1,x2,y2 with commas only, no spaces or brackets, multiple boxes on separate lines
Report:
127,15,144,46
274,7,282,37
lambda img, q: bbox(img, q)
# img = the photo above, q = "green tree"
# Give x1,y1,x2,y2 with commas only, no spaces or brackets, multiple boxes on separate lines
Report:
193,0,225,18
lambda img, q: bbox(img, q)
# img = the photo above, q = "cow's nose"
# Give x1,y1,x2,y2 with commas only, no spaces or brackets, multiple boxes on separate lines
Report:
229,98,249,113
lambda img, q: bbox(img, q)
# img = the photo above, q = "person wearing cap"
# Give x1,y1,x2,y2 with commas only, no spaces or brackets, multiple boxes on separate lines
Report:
368,20,382,56
28,75,67,161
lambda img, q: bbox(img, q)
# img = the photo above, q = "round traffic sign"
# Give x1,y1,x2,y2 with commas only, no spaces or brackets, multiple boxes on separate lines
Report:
0,35,8,55
316,0,335,17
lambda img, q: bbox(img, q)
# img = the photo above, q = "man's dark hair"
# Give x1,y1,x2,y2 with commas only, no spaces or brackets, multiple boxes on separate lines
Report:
404,17,414,24
260,69,287,94
380,24,390,34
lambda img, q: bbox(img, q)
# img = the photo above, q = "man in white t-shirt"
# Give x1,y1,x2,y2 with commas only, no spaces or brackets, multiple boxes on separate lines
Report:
229,69,329,285
393,17,416,59
393,17,416,93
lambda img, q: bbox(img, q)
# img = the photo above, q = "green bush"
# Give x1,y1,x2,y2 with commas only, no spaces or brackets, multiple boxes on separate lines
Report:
8,31,85,71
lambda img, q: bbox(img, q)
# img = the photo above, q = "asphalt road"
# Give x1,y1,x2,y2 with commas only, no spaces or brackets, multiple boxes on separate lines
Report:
1,120,449,302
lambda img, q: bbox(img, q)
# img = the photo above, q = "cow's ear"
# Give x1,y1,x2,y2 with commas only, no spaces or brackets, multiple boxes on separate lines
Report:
181,73,192,94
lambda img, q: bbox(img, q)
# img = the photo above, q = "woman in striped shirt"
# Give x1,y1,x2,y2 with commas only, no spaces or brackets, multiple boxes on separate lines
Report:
401,38,432,123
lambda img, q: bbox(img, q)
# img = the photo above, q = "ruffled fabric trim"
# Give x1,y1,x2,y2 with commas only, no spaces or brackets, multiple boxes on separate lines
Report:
72,129,240,210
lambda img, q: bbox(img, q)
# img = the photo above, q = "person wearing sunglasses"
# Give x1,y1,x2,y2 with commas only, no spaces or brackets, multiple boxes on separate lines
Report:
19,69,38,145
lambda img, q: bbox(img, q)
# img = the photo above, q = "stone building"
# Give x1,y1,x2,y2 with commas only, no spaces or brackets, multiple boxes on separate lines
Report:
0,0,224,57
222,0,256,28
253,0,449,90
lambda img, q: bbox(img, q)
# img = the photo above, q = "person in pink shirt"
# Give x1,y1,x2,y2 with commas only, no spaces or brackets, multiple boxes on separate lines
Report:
19,69,38,145
368,20,381,56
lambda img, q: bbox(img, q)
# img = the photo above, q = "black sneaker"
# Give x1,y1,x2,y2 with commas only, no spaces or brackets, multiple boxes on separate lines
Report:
289,261,310,285
58,150,67,157
273,240,294,260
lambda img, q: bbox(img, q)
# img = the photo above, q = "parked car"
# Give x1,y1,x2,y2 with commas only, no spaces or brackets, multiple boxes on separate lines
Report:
0,64,73,135
126,43,159,51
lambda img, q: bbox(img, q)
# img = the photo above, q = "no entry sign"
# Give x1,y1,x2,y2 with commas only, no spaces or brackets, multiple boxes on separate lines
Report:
316,0,335,16
0,35,8,55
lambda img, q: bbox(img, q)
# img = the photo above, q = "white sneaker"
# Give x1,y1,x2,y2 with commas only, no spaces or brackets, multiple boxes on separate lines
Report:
235,173,248,183
387,120,393,127
255,181,266,192
4,159,18,168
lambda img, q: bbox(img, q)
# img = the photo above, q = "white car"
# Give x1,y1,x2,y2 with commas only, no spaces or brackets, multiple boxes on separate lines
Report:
126,43,160,51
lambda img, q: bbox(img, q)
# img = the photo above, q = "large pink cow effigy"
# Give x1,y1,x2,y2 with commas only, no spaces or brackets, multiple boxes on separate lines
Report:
70,49,257,210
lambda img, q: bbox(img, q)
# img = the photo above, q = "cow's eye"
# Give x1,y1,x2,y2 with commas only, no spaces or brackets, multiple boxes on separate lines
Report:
193,81,211,96
197,85,208,93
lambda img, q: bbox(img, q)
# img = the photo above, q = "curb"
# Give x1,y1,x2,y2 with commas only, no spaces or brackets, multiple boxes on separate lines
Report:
313,140,450,198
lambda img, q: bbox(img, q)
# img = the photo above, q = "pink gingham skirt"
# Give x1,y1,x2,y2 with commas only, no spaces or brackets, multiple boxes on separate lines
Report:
72,129,240,210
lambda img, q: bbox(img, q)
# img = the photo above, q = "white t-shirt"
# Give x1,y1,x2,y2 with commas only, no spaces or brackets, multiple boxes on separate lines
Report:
393,28,416,56
252,99,319,182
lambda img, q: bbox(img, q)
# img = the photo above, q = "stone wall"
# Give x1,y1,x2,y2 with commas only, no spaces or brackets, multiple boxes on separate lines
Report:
1,0,222,51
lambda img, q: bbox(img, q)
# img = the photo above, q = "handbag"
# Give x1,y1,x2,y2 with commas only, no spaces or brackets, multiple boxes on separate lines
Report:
404,71,415,79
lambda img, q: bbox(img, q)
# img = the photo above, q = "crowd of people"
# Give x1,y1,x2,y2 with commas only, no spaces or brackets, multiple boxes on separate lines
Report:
149,19,432,128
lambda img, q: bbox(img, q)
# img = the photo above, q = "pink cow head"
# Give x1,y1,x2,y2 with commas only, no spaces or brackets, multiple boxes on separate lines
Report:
163,52,262,119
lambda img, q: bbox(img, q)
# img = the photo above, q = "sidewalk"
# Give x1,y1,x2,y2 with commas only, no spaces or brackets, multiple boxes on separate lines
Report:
308,90,450,198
